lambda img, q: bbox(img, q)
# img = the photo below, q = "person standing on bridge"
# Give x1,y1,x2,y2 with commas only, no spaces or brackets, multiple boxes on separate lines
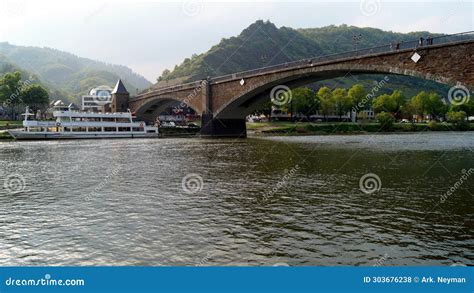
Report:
419,37,424,47
395,41,401,50
427,35,433,45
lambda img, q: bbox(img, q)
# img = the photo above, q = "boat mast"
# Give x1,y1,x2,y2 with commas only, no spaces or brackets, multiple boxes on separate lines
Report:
23,106,30,122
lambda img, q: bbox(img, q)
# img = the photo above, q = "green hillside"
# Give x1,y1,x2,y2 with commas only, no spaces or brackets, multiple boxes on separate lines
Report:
0,42,152,102
157,20,451,95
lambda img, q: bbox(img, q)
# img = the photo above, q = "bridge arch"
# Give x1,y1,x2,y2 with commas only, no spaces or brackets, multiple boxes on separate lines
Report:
213,62,463,120
134,96,200,123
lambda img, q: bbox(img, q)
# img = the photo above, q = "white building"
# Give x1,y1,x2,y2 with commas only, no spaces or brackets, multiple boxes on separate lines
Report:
81,85,113,111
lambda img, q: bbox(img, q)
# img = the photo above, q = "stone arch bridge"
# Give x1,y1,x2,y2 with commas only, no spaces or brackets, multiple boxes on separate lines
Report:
127,36,473,137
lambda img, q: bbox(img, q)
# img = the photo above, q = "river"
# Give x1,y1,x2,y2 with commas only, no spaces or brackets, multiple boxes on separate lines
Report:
0,132,472,266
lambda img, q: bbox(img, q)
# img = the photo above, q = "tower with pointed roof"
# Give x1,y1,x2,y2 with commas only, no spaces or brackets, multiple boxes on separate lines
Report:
111,79,129,113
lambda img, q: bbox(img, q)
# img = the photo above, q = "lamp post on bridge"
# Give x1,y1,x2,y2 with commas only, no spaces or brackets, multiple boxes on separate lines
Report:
353,34,363,52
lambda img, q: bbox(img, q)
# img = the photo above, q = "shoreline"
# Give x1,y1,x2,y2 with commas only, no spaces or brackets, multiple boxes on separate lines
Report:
246,122,474,136
1,122,473,140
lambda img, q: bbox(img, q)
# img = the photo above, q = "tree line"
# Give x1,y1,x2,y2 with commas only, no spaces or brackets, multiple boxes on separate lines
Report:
257,84,473,126
0,71,50,119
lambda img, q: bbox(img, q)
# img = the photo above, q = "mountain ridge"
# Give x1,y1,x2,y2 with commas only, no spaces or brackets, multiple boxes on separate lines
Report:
156,20,449,97
0,42,152,102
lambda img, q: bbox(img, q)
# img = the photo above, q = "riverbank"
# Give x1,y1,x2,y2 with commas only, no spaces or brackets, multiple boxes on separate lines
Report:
2,121,473,140
0,120,22,129
247,121,474,135
0,131,11,139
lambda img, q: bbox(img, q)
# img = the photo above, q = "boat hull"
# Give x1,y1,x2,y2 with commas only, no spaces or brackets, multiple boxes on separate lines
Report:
7,130,160,140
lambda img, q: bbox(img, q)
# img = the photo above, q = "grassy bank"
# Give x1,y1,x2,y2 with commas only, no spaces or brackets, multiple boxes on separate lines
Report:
0,131,12,140
247,121,474,135
0,121,22,140
0,120,22,129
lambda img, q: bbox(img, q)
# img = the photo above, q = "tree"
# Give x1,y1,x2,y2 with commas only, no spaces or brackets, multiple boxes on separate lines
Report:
401,100,416,121
0,71,23,119
291,87,319,120
376,112,395,131
332,88,352,121
372,94,396,113
251,99,273,119
446,111,468,130
348,84,366,106
160,69,171,80
390,90,406,118
21,84,50,113
450,98,474,117
410,91,448,121
348,84,366,120
317,87,333,121
410,91,430,120
426,92,448,120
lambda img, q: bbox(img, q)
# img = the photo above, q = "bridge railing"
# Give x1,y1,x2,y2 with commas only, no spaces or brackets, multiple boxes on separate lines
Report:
210,31,474,83
138,31,474,97
135,80,202,99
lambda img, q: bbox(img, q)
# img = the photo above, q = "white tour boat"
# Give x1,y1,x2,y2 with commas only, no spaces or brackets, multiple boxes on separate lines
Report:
8,107,159,140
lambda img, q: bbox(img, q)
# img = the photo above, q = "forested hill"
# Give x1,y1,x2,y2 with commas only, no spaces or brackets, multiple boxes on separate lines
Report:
157,20,449,96
0,42,152,100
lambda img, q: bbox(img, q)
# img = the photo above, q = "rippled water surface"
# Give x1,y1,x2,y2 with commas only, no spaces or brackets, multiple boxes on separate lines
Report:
0,132,473,266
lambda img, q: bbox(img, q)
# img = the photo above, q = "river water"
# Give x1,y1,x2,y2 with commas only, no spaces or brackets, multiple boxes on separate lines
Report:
0,132,472,266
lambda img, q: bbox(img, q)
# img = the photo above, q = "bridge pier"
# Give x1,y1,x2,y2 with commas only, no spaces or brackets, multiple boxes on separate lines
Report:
200,114,247,138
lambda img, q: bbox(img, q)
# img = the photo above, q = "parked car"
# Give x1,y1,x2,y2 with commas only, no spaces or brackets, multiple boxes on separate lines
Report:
187,123,199,128
401,119,410,123
161,121,176,127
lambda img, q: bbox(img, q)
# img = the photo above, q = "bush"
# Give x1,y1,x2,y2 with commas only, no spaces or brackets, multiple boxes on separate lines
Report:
376,112,395,131
446,111,469,130
427,120,439,131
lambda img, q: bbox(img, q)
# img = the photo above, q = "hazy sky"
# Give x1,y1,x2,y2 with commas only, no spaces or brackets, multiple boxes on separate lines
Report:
0,0,472,81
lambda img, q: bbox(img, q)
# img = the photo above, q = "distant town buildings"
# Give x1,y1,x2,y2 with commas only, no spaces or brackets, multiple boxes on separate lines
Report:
81,85,113,111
